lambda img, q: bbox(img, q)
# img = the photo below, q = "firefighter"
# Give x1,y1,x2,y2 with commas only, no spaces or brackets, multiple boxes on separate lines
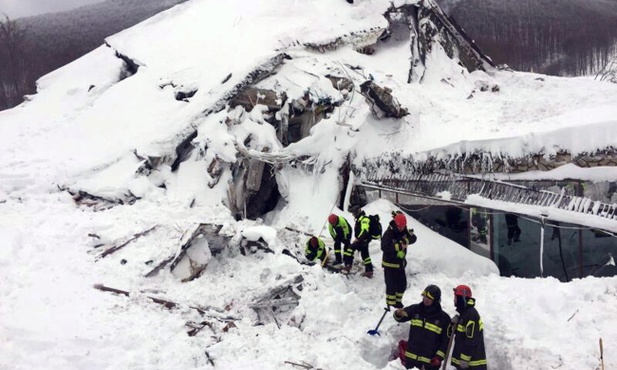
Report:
342,205,375,278
327,213,352,266
394,285,452,370
505,213,521,244
304,236,328,266
381,211,416,308
451,285,487,370
471,208,488,244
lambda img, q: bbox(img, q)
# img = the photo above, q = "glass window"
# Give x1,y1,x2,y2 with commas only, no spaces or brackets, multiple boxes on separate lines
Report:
492,213,542,278
493,213,616,280
404,205,469,248
542,221,580,282
581,228,617,278
470,208,490,259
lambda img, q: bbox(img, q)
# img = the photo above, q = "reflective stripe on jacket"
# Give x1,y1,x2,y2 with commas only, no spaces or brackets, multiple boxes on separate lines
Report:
381,220,416,269
354,213,371,243
451,299,487,369
305,238,326,264
393,302,451,364
328,216,351,242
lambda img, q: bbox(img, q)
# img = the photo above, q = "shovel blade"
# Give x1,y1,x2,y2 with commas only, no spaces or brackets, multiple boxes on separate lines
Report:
367,329,381,336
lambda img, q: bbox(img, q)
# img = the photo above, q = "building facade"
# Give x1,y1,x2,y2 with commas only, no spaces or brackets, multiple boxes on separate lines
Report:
359,178,617,281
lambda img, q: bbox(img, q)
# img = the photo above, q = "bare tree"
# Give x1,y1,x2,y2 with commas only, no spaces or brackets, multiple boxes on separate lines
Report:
0,14,30,110
448,0,617,76
595,55,617,84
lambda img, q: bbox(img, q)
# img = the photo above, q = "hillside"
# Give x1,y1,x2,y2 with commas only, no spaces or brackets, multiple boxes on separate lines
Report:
437,0,617,75
3,0,616,111
0,0,187,110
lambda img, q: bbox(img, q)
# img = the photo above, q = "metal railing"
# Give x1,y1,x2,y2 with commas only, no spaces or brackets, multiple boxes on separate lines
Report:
361,173,617,221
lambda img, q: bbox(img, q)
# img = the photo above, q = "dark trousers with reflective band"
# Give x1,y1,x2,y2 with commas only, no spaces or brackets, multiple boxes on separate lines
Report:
452,358,487,370
333,238,350,264
343,240,373,272
405,354,438,370
405,360,438,370
384,267,406,307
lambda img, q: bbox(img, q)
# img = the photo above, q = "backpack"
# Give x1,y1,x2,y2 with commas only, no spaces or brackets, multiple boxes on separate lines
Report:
368,214,382,239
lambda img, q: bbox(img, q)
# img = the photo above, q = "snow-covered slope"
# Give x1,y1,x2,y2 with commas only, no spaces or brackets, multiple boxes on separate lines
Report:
1,0,616,369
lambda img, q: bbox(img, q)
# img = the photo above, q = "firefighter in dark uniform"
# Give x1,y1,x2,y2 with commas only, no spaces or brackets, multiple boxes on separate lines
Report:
394,285,452,370
343,205,375,278
327,213,352,266
505,213,521,245
304,236,328,266
381,212,416,308
471,208,488,243
451,285,487,370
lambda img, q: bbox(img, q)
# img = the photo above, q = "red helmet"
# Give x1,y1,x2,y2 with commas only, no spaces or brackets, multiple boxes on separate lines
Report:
310,237,319,247
394,213,407,228
453,285,472,298
328,214,338,225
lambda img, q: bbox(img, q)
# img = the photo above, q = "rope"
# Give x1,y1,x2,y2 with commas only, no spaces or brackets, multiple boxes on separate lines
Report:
315,197,339,240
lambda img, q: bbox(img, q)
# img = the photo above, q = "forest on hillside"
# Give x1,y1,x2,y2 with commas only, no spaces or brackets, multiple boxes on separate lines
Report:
441,0,617,75
1,0,617,111
0,0,187,110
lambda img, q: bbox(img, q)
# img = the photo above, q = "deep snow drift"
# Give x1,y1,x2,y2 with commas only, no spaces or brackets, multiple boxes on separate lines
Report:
1,0,616,369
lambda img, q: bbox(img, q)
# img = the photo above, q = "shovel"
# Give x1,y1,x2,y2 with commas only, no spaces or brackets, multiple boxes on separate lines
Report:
367,307,390,336
441,314,460,370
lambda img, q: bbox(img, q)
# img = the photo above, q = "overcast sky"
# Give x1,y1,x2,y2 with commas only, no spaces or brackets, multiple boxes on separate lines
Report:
0,0,105,19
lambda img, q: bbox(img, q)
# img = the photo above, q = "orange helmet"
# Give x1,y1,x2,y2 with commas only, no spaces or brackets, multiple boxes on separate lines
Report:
453,285,472,298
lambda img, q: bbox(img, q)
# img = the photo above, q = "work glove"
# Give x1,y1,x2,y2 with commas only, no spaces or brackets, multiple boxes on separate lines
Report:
459,360,470,369
430,356,441,367
396,250,406,259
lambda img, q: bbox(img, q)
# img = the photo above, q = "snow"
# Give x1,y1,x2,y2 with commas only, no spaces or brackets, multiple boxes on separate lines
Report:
1,0,616,369
475,163,617,183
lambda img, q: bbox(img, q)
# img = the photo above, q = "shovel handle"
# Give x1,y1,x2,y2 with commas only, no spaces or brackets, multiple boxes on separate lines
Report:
600,338,604,370
367,307,390,336
441,316,459,370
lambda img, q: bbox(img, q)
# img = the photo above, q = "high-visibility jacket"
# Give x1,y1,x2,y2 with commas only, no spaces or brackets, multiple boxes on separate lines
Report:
394,302,452,366
381,220,417,269
328,216,351,243
451,298,487,370
304,238,326,264
354,212,371,243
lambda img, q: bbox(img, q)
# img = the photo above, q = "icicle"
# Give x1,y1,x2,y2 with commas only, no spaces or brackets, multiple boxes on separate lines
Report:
540,217,545,277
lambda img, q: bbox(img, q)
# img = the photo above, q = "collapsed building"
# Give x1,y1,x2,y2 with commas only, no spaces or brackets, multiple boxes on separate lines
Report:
70,0,616,281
